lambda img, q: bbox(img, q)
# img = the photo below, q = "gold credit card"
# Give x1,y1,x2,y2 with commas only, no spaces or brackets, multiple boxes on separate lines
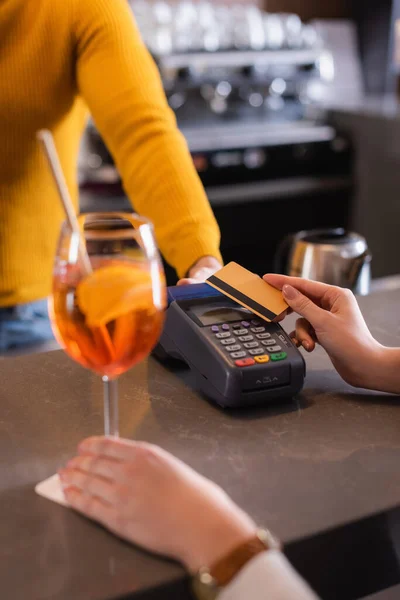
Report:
206,262,288,322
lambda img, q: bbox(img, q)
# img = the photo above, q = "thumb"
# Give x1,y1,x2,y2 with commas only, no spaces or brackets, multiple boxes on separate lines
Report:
282,285,324,327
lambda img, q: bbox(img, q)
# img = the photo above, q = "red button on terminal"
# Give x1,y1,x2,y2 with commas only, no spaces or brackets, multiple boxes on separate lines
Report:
235,358,255,368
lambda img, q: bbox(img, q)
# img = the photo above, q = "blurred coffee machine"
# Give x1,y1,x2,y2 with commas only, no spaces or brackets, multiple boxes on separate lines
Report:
79,3,363,282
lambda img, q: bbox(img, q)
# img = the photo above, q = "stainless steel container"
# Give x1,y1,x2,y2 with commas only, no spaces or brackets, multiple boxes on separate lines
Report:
276,228,372,295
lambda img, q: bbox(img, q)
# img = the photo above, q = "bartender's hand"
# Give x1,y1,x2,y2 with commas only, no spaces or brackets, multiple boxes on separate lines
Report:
59,437,257,572
264,274,395,391
177,256,222,286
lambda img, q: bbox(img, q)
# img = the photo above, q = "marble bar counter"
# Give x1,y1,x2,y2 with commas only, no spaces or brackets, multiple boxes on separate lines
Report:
2,288,400,600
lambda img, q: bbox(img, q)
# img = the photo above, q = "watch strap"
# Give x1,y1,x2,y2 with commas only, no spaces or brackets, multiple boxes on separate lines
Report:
192,528,281,600
209,528,280,587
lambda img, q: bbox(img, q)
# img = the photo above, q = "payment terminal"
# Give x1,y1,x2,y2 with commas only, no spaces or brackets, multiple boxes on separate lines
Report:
154,284,305,408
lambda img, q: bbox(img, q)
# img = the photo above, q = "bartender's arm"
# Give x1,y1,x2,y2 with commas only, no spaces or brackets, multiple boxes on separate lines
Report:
72,0,222,282
60,437,319,600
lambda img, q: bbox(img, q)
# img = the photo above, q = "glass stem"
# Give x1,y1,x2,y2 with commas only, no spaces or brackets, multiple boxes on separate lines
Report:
102,376,119,437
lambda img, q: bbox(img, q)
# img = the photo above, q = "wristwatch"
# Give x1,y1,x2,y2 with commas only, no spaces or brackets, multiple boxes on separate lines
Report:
191,528,281,600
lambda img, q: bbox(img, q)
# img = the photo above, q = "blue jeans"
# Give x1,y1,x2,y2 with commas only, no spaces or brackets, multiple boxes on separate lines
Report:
0,299,55,352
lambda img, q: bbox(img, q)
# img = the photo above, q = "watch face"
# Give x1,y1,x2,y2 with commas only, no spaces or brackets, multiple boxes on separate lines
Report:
191,574,219,600
257,528,281,551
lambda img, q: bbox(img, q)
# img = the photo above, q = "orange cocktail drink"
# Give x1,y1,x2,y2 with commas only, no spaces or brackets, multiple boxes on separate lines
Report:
49,212,166,437
51,261,165,378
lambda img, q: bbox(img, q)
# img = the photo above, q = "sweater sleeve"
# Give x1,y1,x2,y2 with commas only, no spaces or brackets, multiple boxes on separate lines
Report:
219,551,320,600
72,0,222,278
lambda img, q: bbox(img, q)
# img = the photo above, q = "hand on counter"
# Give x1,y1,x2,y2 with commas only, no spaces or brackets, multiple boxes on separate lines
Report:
264,274,400,395
177,256,222,286
59,436,256,572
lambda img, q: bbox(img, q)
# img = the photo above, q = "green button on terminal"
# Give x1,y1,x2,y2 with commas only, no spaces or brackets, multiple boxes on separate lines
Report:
270,352,287,361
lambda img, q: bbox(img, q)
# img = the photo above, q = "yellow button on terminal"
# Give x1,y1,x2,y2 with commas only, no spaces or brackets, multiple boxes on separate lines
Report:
254,355,270,364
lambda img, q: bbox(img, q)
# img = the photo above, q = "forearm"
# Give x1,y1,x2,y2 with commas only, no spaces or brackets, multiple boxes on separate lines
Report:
364,346,400,395
73,0,221,278
121,125,222,278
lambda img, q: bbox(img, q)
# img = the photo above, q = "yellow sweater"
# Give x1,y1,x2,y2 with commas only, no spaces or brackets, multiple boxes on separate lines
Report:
0,0,221,307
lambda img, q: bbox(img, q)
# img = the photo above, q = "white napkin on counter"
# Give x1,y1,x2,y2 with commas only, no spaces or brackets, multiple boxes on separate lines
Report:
35,474,70,507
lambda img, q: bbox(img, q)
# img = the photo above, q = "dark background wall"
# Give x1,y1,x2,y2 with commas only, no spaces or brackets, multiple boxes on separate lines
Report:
329,107,400,280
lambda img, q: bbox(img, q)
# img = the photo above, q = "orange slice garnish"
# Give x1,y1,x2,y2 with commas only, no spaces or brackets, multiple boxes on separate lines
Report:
76,265,153,328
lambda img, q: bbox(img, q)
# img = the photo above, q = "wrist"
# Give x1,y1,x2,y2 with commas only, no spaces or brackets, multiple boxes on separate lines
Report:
363,344,400,394
188,256,222,278
190,528,281,600
182,510,257,573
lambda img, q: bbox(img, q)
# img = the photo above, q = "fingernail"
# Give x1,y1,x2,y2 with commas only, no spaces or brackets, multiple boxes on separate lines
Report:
282,285,298,300
303,341,311,351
